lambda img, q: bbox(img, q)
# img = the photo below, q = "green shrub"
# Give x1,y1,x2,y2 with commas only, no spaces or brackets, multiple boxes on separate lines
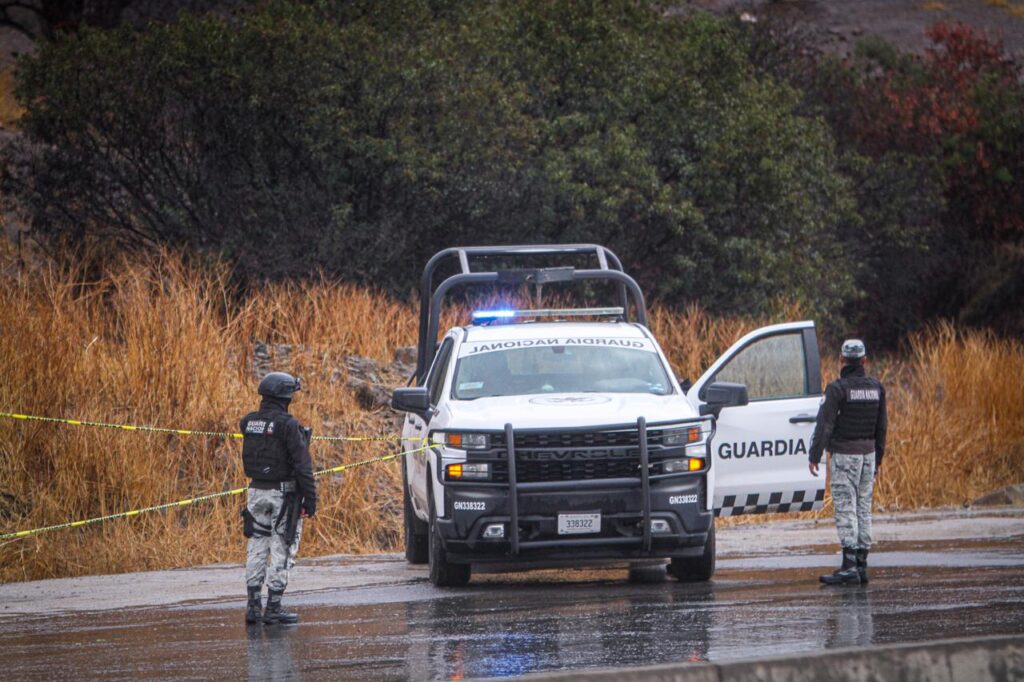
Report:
4,1,860,322
795,21,1024,339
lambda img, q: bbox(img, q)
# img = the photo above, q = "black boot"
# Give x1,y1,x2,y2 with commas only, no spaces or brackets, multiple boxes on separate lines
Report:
856,548,869,584
262,589,299,625
245,586,263,624
820,548,862,585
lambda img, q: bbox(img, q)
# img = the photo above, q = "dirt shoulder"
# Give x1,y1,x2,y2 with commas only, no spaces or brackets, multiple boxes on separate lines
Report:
688,0,1024,58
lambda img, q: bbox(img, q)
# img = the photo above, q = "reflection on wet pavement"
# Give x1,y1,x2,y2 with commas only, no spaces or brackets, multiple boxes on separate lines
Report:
2,547,1023,680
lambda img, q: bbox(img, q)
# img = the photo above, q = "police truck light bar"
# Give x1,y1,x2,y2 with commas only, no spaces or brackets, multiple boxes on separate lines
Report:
472,307,625,323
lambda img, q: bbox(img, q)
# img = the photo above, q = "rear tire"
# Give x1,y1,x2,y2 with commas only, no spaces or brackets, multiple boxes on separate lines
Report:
428,485,471,587
403,464,429,564
670,522,716,582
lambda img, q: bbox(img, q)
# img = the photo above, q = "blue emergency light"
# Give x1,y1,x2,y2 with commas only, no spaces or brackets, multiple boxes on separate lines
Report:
471,309,517,322
471,307,625,324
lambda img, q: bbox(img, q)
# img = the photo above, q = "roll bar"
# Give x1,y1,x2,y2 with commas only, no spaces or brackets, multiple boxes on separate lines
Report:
414,245,647,384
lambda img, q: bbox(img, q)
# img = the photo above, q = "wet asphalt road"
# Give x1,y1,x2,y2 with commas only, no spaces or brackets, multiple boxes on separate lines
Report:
1,512,1022,680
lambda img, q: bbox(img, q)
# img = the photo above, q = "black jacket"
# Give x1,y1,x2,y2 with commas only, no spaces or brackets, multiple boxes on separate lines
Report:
240,397,317,515
809,365,887,468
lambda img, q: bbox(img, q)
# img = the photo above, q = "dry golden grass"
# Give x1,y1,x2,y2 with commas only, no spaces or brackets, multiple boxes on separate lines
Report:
0,250,414,582
985,0,1024,17
872,322,1024,509
0,250,1021,581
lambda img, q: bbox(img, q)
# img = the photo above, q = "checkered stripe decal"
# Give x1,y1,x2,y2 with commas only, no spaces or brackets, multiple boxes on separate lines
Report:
713,488,826,517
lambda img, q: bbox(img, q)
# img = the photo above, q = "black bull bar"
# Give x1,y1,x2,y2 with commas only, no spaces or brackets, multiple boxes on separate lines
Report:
495,415,714,556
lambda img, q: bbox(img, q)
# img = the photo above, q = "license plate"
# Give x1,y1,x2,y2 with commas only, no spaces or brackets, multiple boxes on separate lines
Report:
557,512,601,535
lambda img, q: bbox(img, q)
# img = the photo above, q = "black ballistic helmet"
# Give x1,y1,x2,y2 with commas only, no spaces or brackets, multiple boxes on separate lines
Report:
258,372,302,399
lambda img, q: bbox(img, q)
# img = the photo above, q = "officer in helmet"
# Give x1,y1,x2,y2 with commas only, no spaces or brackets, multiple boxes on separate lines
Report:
240,372,317,624
809,340,887,585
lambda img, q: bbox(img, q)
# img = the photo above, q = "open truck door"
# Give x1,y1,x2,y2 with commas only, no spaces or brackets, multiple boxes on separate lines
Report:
687,321,826,517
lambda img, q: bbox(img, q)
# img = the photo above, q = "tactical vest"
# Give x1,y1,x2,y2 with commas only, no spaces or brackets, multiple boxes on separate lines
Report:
832,374,883,442
241,408,294,481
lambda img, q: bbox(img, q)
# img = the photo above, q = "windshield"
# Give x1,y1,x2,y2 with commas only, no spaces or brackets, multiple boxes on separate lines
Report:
452,343,673,399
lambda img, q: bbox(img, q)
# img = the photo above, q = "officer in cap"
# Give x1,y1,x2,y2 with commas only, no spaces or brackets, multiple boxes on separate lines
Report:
240,372,317,624
809,339,887,585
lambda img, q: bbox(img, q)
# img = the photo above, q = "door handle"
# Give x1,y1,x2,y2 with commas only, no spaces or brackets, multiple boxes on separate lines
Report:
789,414,817,424
411,423,423,431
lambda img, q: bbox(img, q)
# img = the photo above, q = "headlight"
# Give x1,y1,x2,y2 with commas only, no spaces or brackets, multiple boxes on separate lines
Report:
661,426,702,446
662,457,705,473
443,432,489,450
446,462,490,480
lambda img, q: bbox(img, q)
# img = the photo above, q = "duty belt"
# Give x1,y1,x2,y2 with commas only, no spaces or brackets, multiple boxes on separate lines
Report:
249,480,297,493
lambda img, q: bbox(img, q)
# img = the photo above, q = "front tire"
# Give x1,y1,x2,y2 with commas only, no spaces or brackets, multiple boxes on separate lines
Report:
670,522,716,582
403,462,429,564
627,562,667,584
428,485,471,587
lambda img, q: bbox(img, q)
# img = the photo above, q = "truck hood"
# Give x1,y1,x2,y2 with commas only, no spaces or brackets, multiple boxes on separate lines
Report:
443,392,698,431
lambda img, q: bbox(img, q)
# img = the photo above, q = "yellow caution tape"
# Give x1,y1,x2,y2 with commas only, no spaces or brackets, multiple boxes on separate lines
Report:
0,411,413,443
0,487,249,541
0,440,434,542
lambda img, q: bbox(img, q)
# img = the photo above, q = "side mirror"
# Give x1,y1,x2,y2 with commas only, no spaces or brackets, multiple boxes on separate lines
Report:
391,387,430,415
699,381,749,417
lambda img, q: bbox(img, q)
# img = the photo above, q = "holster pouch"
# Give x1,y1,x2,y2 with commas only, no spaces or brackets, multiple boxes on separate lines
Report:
241,507,255,539
282,492,302,549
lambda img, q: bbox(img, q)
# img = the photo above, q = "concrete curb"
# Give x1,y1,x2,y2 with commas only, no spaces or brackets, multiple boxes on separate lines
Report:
514,634,1024,682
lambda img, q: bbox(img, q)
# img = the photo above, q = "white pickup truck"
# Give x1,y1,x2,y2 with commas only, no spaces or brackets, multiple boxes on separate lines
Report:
391,245,825,586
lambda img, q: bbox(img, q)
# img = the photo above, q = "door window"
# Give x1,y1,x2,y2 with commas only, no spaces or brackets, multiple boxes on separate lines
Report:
712,332,808,401
427,338,455,406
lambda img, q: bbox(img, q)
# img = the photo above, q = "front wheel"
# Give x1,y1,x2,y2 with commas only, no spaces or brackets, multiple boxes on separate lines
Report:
428,486,471,587
627,562,667,584
670,522,716,582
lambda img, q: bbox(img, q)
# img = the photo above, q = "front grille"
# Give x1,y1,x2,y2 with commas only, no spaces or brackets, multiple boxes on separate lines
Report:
492,426,689,450
492,430,639,449
460,425,703,484
489,457,639,483
517,458,638,482
489,427,647,483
